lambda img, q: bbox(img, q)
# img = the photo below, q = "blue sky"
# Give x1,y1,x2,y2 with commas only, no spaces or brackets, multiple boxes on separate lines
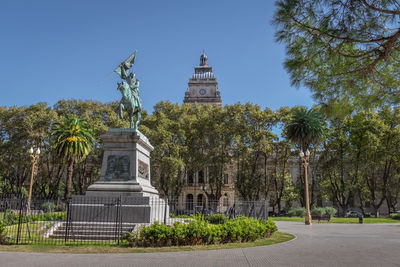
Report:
0,0,314,113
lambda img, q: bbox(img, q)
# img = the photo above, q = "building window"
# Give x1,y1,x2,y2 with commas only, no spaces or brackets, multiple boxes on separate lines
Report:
224,173,229,184
187,170,194,185
198,170,204,184
186,194,194,211
197,194,205,208
223,198,229,207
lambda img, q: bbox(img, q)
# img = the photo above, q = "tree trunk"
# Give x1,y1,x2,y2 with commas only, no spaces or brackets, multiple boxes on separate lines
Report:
65,159,74,199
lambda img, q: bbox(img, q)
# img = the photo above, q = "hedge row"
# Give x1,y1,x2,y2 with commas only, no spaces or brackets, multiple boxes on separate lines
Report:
0,222,7,244
124,215,277,247
1,211,66,225
389,213,400,220
288,207,337,217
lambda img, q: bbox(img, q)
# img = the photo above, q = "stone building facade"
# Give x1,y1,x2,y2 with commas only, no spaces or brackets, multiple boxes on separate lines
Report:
179,52,233,213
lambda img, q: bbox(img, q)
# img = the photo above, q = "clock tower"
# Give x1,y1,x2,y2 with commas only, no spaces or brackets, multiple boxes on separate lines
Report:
183,52,222,105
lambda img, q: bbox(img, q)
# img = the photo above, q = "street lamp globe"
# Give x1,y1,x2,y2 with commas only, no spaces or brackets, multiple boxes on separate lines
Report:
36,148,41,155
299,151,304,158
29,147,34,154
305,149,310,156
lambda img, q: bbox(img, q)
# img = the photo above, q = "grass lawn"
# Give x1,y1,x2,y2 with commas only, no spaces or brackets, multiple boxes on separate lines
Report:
0,232,294,253
5,221,55,243
272,217,400,223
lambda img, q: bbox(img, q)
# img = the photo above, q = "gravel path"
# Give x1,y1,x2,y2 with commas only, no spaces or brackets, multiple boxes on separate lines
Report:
0,221,399,267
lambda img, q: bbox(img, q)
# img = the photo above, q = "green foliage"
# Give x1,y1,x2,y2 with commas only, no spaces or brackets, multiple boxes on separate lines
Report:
288,207,306,217
169,214,193,219
51,115,95,198
274,0,400,109
0,100,127,198
311,207,325,216
124,215,277,247
389,213,400,220
2,211,66,225
285,107,324,151
0,221,8,244
40,202,55,213
205,214,227,224
324,207,337,217
51,115,95,161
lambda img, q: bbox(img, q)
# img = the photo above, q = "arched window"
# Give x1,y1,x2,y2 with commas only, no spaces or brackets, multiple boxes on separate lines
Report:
197,194,204,208
186,194,194,211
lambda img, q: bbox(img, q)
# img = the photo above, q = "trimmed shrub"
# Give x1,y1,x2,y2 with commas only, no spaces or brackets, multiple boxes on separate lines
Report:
205,214,227,224
311,207,325,216
0,221,8,245
324,207,337,217
1,211,66,225
389,213,400,220
40,202,56,213
124,215,277,247
288,207,306,217
169,213,193,219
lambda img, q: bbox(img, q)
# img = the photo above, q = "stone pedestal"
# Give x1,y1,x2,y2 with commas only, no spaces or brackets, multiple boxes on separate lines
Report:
71,128,168,224
86,128,158,196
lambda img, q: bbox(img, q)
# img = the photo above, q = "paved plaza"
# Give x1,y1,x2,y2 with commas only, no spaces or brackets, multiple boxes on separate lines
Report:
0,221,399,267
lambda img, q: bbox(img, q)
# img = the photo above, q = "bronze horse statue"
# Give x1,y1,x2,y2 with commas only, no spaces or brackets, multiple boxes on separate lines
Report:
117,79,142,130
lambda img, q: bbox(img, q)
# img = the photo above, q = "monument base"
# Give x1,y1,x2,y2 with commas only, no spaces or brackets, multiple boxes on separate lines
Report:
70,195,167,224
70,128,168,224
85,180,159,197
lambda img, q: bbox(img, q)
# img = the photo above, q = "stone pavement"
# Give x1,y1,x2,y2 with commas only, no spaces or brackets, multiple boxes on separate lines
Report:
0,221,399,267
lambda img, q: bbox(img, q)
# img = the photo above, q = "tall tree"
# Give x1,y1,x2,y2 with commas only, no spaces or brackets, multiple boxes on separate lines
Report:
319,119,357,216
141,101,187,201
274,0,400,109
229,103,277,200
285,107,324,224
51,115,95,199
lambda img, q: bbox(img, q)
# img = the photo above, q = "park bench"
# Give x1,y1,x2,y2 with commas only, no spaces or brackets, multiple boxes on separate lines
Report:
311,214,331,223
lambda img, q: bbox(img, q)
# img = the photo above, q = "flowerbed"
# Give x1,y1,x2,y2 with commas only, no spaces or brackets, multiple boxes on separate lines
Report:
124,215,277,247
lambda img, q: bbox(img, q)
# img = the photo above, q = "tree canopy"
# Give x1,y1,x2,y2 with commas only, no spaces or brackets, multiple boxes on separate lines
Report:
1,100,400,215
274,0,400,110
285,107,324,152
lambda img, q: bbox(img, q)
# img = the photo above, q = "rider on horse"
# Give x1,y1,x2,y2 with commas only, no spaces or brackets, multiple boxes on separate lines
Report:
114,52,142,130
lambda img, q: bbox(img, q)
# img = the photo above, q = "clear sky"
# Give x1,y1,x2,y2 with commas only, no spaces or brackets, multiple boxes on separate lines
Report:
0,0,314,113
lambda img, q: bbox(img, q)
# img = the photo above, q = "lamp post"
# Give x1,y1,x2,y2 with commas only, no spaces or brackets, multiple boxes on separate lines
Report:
300,149,312,225
199,185,207,212
27,147,40,214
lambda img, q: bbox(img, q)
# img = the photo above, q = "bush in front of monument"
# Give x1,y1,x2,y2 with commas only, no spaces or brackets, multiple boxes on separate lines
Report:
0,222,9,245
124,215,277,247
288,207,306,217
205,214,227,224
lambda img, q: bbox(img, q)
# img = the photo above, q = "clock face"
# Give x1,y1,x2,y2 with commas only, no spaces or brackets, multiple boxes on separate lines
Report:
199,89,206,95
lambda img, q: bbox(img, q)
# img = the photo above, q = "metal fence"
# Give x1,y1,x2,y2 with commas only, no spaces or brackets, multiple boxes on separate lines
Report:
0,195,268,245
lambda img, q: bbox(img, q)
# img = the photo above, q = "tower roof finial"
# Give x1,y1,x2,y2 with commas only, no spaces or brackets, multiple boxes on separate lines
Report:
200,50,208,66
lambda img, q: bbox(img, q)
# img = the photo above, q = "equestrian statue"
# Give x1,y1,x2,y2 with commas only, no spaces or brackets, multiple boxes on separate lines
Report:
114,51,142,130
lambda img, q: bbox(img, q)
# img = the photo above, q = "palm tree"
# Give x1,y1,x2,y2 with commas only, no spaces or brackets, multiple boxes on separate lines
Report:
51,115,95,199
285,107,324,225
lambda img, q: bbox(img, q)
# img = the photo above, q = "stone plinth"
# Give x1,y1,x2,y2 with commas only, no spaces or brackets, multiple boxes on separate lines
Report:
71,128,168,224
86,128,158,196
